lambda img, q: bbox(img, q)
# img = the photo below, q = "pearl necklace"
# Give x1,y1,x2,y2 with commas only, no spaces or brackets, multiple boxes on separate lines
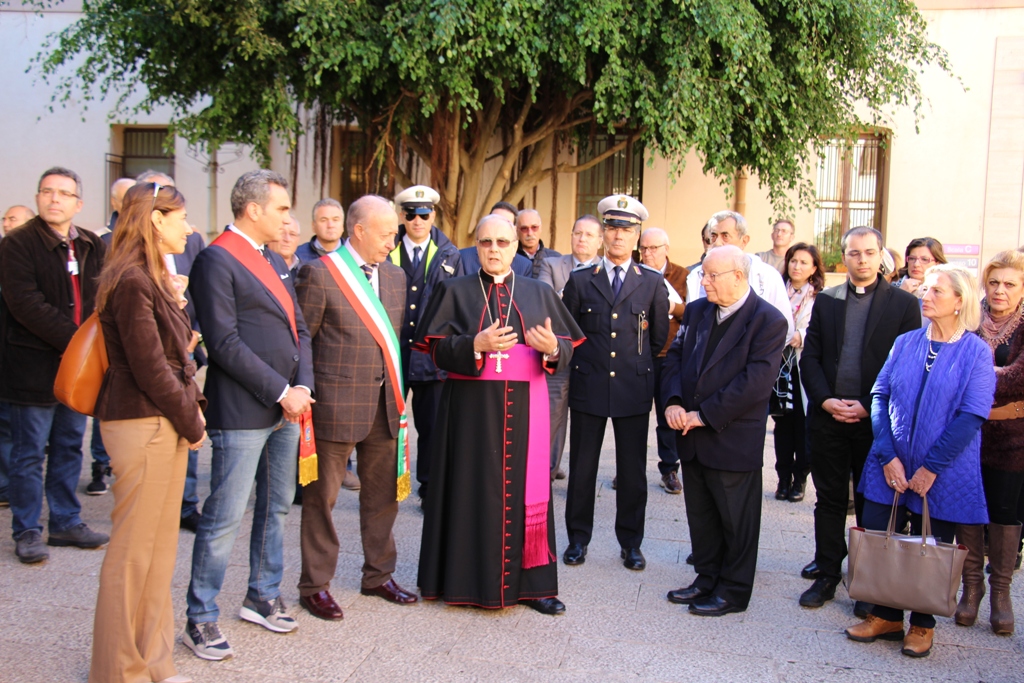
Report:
924,322,965,372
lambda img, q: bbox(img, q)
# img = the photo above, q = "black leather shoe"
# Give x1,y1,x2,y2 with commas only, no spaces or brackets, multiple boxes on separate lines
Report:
689,595,744,617
799,576,839,608
667,585,710,605
520,597,565,615
180,511,201,533
621,547,646,570
563,543,587,565
800,561,820,579
788,482,805,503
685,552,694,565
853,601,873,619
775,483,790,500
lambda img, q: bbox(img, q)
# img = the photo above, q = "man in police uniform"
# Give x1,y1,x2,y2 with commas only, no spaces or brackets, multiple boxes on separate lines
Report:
388,185,463,500
561,195,668,571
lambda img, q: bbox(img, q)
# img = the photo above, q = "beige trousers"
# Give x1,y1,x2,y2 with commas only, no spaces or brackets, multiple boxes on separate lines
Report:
89,416,188,683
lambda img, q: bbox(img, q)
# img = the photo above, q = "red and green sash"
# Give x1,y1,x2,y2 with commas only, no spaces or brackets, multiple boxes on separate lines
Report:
212,230,319,485
321,249,411,502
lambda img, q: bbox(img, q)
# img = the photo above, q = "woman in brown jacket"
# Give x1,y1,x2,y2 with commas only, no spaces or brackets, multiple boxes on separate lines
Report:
88,182,206,683
956,249,1024,636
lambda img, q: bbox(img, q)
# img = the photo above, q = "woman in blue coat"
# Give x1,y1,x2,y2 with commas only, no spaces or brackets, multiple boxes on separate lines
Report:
845,264,995,658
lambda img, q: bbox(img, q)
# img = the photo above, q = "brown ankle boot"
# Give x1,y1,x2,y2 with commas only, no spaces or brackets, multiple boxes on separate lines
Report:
989,522,1021,635
954,524,985,626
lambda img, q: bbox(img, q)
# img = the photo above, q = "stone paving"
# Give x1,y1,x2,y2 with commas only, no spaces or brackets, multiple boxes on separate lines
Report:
1,412,1022,683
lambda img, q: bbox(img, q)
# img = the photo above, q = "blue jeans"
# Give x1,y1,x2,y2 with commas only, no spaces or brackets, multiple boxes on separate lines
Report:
89,417,110,468
8,402,87,537
181,448,200,518
0,402,12,502
186,420,298,623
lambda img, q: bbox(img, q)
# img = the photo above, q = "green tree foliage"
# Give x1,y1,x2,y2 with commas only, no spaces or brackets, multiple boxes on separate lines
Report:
36,0,950,239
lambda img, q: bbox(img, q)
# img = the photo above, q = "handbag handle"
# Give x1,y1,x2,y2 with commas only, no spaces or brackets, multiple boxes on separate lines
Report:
883,488,932,555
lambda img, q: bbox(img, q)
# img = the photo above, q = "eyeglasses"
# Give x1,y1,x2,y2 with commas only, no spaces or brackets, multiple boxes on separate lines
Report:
701,269,738,283
38,188,78,200
518,224,541,233
907,256,936,264
404,211,431,221
477,237,514,248
639,245,666,252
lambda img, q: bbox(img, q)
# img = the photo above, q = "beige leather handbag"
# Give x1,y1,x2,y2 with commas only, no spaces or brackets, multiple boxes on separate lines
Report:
846,491,968,617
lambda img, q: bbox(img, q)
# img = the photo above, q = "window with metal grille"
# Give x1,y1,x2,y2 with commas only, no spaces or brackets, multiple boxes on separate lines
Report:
814,133,889,271
575,134,644,219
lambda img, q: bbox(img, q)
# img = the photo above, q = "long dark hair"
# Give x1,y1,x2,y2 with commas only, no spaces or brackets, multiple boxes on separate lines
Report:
782,242,825,294
96,182,185,312
897,237,947,278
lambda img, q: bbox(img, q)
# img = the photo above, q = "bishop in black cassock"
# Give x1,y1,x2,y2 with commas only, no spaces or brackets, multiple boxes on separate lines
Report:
414,215,584,614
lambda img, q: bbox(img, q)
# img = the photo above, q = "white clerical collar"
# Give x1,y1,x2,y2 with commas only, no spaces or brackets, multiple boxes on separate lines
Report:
403,233,430,254
489,269,513,284
227,224,264,251
717,287,751,322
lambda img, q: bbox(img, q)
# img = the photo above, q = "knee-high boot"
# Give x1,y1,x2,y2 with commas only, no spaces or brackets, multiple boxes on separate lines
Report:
955,524,986,626
989,522,1021,635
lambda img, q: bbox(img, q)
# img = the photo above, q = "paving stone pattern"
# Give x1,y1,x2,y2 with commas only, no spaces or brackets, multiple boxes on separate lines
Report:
1,411,1022,682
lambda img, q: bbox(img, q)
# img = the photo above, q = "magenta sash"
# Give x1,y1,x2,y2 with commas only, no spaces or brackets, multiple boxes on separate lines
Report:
448,345,553,568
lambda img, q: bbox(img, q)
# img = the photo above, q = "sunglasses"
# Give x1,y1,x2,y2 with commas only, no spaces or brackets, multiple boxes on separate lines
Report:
404,211,431,221
477,238,514,248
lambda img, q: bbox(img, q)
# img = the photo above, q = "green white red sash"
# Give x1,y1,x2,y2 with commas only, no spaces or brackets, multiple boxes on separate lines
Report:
321,248,411,501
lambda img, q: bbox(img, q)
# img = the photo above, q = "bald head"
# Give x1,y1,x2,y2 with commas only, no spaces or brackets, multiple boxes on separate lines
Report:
347,195,399,265
110,178,135,213
136,170,175,187
3,205,35,234
701,245,750,307
476,214,519,276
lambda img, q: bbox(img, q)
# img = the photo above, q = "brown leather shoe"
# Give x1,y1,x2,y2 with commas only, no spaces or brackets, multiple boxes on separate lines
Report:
845,614,904,643
901,625,934,657
360,579,418,605
299,591,344,620
660,471,682,494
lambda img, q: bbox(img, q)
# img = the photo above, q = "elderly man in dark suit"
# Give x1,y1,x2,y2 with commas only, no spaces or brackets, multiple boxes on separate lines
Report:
295,195,417,620
639,227,689,494
184,170,315,661
562,195,668,572
662,245,788,616
797,226,921,612
538,214,603,479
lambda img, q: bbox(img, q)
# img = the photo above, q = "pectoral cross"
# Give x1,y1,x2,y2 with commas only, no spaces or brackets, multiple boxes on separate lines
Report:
489,349,510,373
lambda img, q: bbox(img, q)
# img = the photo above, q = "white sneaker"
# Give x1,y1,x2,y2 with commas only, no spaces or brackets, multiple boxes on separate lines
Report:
239,596,297,633
183,620,233,661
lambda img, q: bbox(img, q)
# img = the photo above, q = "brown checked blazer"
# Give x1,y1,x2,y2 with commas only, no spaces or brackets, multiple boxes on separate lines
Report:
296,257,407,444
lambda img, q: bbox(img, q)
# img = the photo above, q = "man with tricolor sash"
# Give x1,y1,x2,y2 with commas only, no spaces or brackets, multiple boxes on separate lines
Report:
415,214,585,615
388,185,462,502
184,170,314,661
295,195,418,621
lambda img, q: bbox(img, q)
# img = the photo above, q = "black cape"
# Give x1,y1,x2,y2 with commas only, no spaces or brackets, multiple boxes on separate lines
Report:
414,271,585,607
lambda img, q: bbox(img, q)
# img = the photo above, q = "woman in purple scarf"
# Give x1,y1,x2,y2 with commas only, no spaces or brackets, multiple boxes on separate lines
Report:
845,264,995,658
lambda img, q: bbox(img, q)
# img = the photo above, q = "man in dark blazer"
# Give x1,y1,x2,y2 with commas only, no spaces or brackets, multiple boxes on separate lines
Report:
184,170,314,661
662,245,788,616
296,195,418,620
538,214,603,478
797,226,921,611
639,227,689,495
561,196,668,571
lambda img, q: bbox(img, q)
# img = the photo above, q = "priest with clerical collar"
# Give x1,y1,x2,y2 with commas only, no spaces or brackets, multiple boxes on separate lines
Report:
414,214,585,615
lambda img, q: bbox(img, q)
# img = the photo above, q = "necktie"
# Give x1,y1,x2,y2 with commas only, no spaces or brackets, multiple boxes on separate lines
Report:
361,264,374,281
612,265,623,298
412,246,422,270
